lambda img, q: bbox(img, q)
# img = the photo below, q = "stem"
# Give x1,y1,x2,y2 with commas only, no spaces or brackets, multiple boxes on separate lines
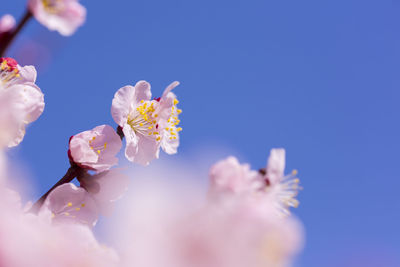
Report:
29,165,81,214
0,9,32,57
116,126,125,140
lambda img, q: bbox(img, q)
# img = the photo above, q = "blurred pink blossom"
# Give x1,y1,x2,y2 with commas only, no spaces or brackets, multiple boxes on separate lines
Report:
173,203,304,267
208,148,301,216
0,57,45,147
42,169,129,226
111,81,182,165
28,0,86,36
40,183,99,227
69,125,122,172
108,173,303,267
80,169,130,216
0,14,16,33
261,148,301,216
0,185,119,267
209,156,259,195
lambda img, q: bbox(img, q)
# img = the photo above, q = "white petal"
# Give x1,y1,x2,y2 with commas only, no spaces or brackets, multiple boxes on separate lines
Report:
111,85,135,126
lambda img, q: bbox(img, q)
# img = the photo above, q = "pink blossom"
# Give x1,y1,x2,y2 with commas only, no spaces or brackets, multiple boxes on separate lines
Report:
41,183,99,227
0,58,45,147
208,149,301,216
107,175,303,267
42,170,129,226
0,14,16,33
0,183,119,267
69,125,122,172
262,148,301,216
173,204,304,267
28,0,86,36
209,156,259,195
111,81,182,165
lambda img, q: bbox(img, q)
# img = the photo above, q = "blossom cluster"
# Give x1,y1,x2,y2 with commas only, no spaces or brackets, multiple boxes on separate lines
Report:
0,2,305,267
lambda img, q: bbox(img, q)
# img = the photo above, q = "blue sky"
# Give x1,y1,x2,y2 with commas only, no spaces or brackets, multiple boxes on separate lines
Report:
3,0,400,266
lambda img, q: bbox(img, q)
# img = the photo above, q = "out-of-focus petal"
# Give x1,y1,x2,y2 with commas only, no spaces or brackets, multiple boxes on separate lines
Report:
42,183,99,227
266,148,285,184
81,169,130,216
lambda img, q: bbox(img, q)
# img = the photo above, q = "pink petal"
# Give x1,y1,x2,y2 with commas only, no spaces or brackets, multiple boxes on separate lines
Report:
15,83,45,123
266,148,286,184
134,80,152,103
161,81,180,99
111,85,135,126
122,124,139,162
133,135,160,166
81,169,130,216
161,129,179,155
70,131,98,164
18,65,37,83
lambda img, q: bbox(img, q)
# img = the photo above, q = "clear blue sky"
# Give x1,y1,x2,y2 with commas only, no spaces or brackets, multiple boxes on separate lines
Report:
3,0,400,266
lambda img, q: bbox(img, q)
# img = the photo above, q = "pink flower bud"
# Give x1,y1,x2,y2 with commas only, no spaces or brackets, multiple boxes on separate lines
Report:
0,14,16,33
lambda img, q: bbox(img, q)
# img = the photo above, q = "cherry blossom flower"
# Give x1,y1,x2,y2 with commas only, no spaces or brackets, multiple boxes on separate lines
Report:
108,174,303,267
208,149,301,216
111,81,182,165
28,0,86,36
69,125,122,172
41,183,99,227
172,203,304,267
42,170,129,226
260,148,301,216
0,57,44,147
209,156,258,195
0,14,16,34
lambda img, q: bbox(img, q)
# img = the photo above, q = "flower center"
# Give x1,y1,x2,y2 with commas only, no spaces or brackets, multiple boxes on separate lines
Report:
0,57,20,87
89,136,107,155
127,100,161,141
41,0,64,14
